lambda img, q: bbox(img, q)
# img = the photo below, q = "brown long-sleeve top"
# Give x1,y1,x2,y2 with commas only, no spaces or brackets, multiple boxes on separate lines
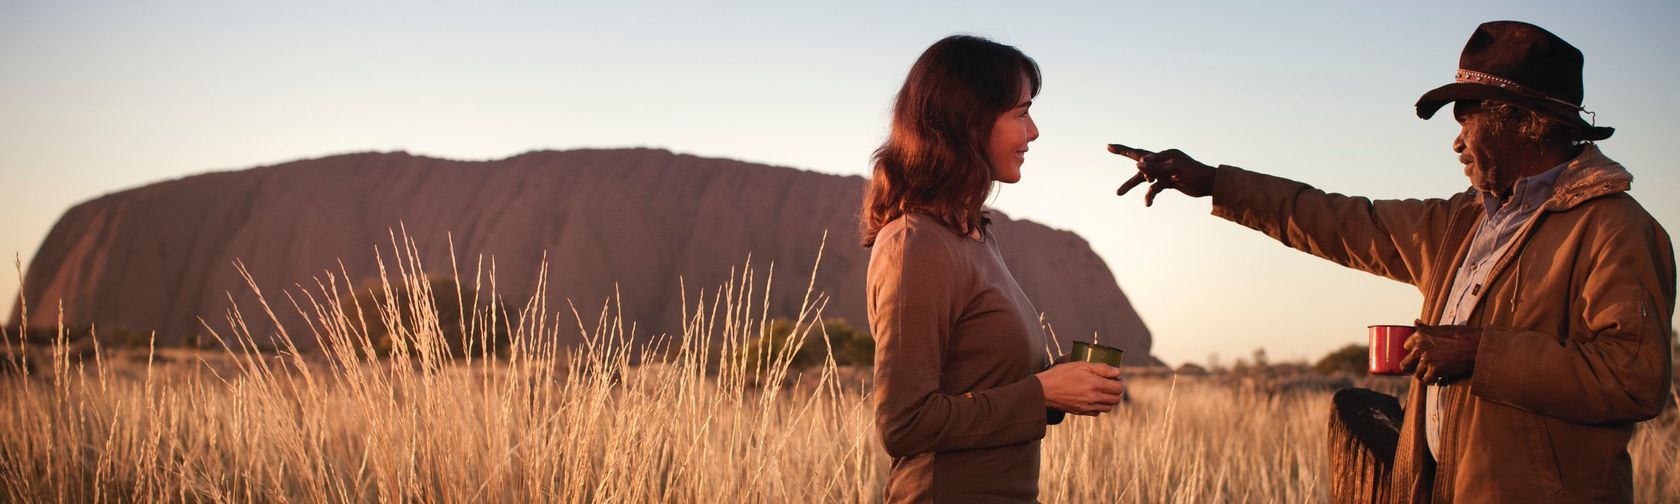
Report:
868,213,1053,503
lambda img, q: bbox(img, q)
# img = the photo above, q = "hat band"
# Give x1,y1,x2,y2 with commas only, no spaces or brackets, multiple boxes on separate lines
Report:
1455,69,1589,115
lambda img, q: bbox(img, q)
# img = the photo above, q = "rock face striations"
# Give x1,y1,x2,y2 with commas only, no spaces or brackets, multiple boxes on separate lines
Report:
13,149,1152,360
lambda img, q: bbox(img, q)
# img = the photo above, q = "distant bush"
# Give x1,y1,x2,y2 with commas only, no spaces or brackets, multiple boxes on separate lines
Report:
1315,344,1368,376
345,276,512,360
4,324,154,350
1175,362,1209,376
731,317,872,372
832,319,874,367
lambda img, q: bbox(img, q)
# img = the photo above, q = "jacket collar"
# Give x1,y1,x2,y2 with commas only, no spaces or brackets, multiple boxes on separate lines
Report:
1543,143,1632,211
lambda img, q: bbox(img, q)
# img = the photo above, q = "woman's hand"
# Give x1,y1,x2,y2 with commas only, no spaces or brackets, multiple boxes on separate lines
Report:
1037,362,1126,415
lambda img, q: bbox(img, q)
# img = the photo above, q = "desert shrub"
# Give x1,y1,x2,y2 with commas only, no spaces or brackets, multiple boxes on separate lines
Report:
1315,343,1369,376
1175,362,1209,376
832,318,874,366
3,324,155,353
345,276,512,359
732,317,871,372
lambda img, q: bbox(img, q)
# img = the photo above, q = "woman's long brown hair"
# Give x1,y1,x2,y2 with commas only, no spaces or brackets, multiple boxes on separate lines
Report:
860,35,1041,247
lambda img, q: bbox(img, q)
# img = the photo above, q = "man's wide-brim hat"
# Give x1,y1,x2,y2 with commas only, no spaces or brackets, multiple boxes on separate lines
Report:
1415,21,1614,141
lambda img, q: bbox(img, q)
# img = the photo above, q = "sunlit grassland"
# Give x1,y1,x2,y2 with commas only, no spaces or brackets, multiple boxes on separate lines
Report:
3,237,1675,502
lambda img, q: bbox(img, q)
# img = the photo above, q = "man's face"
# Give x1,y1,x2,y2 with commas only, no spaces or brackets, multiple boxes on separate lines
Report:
1452,101,1526,194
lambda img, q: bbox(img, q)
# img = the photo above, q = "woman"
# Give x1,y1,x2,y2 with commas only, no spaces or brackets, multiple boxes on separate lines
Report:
862,35,1127,502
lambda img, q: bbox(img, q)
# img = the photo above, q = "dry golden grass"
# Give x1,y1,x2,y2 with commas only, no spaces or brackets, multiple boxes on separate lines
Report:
2,237,1676,502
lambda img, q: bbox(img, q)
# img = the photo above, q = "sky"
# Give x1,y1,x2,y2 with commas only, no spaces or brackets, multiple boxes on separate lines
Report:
2,1,1677,366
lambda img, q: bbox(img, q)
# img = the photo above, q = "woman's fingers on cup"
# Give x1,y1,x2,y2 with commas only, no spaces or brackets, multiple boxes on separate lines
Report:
1087,363,1122,379
1093,378,1125,395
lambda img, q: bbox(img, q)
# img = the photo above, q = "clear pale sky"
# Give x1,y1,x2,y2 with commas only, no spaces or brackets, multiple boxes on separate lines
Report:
3,1,1676,366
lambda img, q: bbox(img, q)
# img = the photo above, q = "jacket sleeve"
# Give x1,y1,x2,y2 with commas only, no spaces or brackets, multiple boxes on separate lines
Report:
1211,165,1463,288
869,226,1048,458
1471,216,1677,424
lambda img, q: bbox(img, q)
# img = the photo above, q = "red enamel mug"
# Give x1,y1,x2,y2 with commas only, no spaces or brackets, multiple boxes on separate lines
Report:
1367,325,1414,375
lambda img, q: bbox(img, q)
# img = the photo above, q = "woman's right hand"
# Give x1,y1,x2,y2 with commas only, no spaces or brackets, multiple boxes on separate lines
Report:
1037,362,1126,415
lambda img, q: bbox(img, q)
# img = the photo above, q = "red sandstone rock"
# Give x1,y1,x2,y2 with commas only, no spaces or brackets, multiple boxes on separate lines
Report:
12,148,1152,359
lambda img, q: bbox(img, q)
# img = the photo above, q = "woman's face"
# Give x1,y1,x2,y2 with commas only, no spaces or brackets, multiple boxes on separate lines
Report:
987,75,1038,184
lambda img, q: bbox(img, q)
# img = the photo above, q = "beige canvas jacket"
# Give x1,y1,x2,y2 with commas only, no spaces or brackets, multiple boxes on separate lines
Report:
1210,144,1675,503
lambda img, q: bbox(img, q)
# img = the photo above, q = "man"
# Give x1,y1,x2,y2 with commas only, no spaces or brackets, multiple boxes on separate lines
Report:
1111,21,1674,502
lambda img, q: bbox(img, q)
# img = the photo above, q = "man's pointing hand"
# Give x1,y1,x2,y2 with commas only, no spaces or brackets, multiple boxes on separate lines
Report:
1109,144,1217,206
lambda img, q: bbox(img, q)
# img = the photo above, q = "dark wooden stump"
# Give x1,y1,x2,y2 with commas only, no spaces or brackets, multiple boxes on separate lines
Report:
1328,388,1403,504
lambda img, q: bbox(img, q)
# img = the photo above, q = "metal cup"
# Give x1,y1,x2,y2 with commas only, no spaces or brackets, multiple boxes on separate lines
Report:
1070,341,1125,368
1367,325,1414,375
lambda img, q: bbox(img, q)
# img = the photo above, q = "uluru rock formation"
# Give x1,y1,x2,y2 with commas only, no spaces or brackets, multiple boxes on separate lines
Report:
12,149,1153,360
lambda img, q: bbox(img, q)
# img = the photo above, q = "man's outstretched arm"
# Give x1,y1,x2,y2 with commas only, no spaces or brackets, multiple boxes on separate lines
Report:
1110,144,1462,288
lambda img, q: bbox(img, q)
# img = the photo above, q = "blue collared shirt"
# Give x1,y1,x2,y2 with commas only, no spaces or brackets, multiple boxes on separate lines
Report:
1426,161,1569,462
